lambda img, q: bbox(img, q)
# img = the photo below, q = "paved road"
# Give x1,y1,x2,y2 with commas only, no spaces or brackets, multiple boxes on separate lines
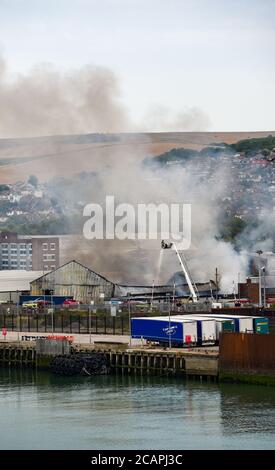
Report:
0,331,142,346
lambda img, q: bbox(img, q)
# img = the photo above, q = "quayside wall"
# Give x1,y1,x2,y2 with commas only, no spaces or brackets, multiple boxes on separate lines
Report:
0,342,218,380
219,332,275,385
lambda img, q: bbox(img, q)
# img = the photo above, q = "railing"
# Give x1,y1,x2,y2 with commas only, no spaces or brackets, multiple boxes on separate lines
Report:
0,314,129,335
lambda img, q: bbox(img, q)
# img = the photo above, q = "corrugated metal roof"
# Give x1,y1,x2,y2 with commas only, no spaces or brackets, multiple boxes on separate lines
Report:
0,270,47,292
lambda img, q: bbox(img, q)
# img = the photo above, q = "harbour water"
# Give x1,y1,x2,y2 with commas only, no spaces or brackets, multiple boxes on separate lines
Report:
0,369,275,450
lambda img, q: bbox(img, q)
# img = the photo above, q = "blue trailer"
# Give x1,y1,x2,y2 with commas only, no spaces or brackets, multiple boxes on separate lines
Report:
131,317,198,346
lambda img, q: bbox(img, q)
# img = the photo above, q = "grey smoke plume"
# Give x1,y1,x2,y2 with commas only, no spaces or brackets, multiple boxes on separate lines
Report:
0,57,247,291
0,57,212,138
143,105,211,132
237,209,275,253
59,150,249,291
0,57,130,138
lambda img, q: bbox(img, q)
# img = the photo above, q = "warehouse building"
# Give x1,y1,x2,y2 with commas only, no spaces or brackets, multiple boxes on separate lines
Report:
115,280,217,300
0,270,46,303
30,260,115,303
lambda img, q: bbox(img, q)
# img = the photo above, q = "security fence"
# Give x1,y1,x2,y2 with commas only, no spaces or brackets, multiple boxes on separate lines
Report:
0,313,129,335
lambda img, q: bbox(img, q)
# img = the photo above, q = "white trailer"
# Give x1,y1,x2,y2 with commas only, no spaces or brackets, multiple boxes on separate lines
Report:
173,315,216,345
184,314,235,338
200,314,254,333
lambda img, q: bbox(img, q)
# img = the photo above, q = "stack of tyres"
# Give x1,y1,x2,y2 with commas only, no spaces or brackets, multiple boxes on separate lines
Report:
50,353,110,376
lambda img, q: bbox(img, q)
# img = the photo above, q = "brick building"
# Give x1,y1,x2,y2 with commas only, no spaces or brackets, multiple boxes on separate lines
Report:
0,231,59,271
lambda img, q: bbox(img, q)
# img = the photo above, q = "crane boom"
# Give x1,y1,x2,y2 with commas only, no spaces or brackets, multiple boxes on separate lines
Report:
172,243,198,303
161,240,198,303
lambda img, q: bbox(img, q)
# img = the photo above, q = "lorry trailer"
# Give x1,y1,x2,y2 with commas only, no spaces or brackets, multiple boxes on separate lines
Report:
131,317,197,346
199,314,254,333
171,315,216,345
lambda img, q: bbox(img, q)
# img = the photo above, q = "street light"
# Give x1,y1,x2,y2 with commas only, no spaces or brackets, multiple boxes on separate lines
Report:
262,267,266,308
49,289,54,333
166,293,171,350
256,250,263,307
16,289,19,342
127,293,132,347
88,291,94,344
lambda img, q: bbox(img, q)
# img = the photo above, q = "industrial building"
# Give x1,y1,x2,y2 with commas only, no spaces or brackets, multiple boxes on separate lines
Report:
30,260,115,303
115,281,217,300
0,270,46,303
238,277,275,306
0,231,60,271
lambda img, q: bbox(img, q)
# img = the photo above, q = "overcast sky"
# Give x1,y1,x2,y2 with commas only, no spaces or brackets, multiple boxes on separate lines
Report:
0,0,274,132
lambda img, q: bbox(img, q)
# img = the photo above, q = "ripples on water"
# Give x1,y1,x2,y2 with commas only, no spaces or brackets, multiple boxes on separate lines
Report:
0,369,275,449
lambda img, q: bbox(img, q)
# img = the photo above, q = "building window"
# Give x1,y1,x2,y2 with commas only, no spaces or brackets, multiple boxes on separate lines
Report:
1,249,8,254
11,244,17,249
11,260,18,266
2,261,8,266
43,254,55,261
51,265,56,270
1,244,8,249
43,243,48,251
50,243,55,250
20,244,26,249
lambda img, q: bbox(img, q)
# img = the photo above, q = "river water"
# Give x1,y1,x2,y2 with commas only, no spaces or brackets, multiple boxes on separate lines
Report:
0,369,275,450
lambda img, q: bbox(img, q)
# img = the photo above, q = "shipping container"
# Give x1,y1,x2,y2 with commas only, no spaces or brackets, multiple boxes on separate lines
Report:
199,314,254,333
131,317,197,346
172,315,216,345
253,317,269,334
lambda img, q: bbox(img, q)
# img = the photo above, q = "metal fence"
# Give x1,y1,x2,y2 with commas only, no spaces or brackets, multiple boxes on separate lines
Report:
219,332,275,374
0,313,129,335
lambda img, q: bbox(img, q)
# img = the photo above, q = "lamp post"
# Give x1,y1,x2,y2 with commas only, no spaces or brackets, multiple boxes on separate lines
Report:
256,250,263,307
88,291,93,344
127,294,132,347
262,267,266,309
49,289,54,333
16,290,19,342
166,293,171,349
238,272,241,300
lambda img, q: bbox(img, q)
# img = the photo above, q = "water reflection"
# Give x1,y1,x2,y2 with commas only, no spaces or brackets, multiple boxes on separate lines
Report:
0,370,275,449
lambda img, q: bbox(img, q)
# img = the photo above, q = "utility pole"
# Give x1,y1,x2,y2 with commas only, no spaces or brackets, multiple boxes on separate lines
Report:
150,280,155,310
172,282,176,311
